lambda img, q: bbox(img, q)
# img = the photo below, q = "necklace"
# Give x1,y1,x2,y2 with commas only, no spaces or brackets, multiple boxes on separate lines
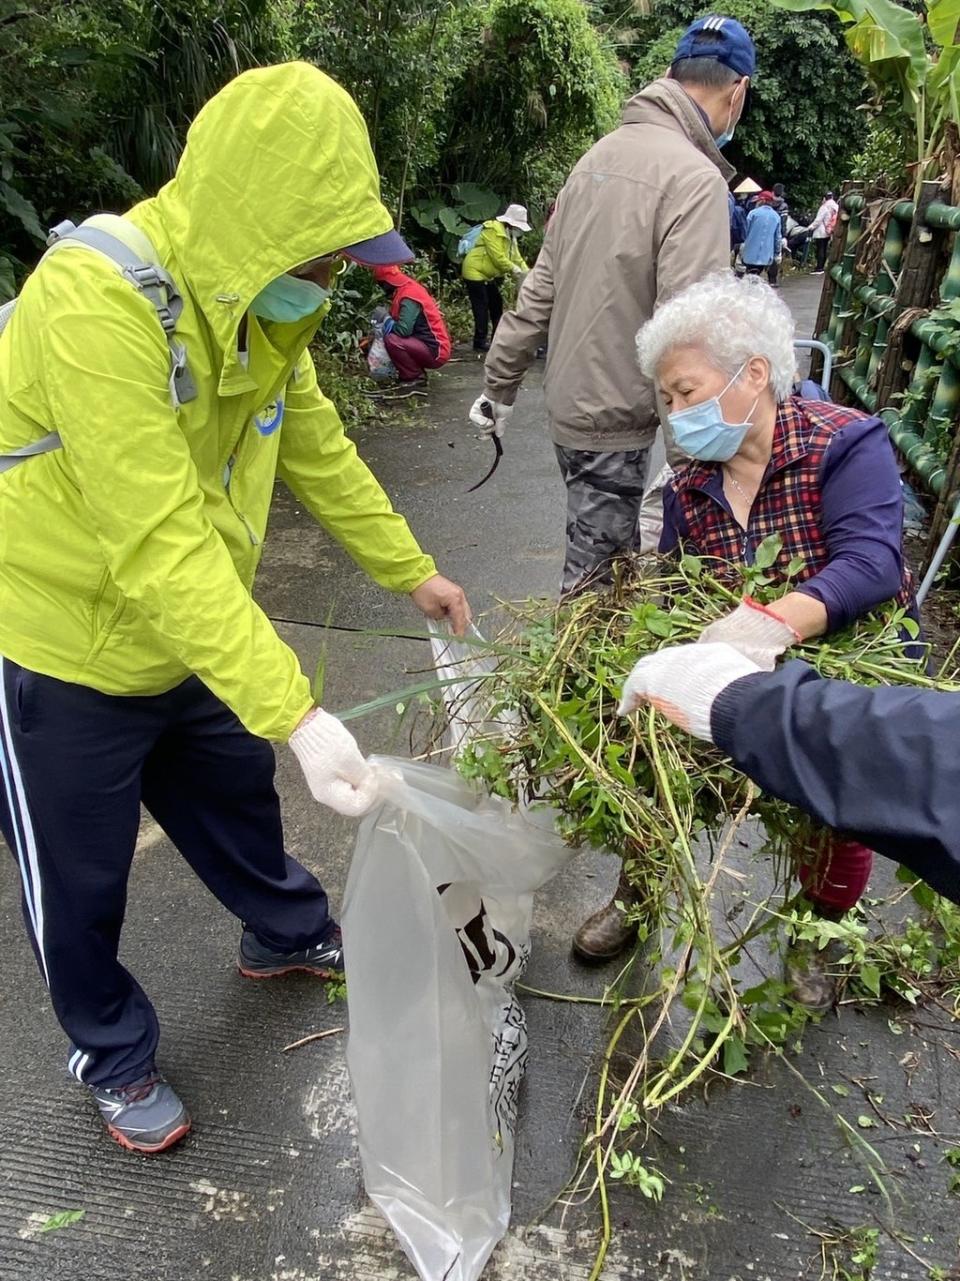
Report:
724,468,756,503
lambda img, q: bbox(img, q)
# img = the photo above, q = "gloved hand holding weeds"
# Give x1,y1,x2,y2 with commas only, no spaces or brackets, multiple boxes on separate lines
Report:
697,596,799,670
289,708,378,816
469,394,513,438
619,642,762,742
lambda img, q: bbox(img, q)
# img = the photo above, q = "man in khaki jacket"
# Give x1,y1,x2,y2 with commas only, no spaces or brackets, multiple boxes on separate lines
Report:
469,15,754,593
468,15,756,962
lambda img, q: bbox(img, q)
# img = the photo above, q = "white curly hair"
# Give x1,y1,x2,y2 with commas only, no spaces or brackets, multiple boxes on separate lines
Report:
636,271,797,401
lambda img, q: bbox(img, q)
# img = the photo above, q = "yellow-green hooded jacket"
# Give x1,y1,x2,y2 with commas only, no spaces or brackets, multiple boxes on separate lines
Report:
0,62,436,741
461,220,528,282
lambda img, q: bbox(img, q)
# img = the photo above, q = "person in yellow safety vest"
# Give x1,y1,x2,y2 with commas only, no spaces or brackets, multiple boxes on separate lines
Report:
461,204,530,351
0,62,470,1155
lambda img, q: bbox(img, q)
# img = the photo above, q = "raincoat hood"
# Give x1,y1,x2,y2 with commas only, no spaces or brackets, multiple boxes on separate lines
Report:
621,79,735,184
143,62,395,354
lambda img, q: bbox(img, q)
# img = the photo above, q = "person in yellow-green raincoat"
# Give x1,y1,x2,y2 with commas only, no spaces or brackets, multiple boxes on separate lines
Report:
461,203,530,351
0,62,470,1155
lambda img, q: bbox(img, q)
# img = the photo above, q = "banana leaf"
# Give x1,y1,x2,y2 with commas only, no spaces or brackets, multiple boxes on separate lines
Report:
769,0,928,102
927,0,960,50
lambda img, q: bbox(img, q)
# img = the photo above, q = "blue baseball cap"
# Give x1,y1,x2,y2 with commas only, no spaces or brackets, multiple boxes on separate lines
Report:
672,15,756,79
342,228,414,266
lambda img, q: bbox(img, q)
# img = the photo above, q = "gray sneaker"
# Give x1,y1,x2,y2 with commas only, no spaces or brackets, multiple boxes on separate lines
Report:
237,924,344,979
90,1073,190,1154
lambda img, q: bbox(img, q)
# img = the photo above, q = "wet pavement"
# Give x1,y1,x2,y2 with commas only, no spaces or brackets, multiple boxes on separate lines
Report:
2,273,958,1281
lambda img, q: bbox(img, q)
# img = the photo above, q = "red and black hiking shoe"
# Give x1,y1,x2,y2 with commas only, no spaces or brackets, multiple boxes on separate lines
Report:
237,924,344,979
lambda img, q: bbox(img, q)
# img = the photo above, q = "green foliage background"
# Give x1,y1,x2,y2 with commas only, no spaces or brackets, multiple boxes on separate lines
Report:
0,0,881,298
0,0,625,295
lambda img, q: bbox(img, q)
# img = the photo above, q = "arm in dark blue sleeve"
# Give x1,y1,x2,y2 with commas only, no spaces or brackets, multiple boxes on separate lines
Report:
659,482,684,554
795,418,906,631
711,660,960,904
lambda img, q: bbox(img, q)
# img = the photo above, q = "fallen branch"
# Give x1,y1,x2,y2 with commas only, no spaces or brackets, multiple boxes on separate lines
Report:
281,1027,345,1053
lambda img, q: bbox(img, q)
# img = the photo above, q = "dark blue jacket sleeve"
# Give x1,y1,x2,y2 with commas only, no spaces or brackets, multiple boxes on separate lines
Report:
711,660,960,904
659,482,685,554
795,417,906,631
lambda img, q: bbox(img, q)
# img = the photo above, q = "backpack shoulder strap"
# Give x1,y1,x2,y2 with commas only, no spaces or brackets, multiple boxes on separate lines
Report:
46,215,198,409
0,214,200,477
0,298,15,340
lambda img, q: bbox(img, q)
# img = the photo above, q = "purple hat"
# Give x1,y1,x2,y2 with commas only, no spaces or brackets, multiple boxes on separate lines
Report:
672,15,756,79
342,227,414,266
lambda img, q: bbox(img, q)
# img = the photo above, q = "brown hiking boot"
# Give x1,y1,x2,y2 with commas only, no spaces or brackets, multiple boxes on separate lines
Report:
572,871,639,963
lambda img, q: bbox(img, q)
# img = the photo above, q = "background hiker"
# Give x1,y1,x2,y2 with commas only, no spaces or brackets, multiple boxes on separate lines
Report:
369,263,452,397
809,190,839,274
728,189,747,257
461,203,530,352
740,190,782,281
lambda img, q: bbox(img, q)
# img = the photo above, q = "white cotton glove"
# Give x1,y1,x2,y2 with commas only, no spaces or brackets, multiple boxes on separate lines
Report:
696,597,800,671
469,393,513,438
288,709,379,817
618,643,763,743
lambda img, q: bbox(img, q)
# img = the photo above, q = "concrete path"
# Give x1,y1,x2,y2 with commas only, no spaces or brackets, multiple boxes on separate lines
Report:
2,273,958,1281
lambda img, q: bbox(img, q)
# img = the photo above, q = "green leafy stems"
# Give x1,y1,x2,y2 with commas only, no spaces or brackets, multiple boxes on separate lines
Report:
452,544,960,1277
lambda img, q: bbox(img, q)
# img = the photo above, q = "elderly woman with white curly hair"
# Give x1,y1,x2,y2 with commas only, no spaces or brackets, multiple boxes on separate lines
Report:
575,273,916,1008
642,273,913,672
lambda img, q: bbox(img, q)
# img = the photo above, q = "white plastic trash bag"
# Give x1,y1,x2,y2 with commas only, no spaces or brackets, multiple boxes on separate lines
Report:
428,622,518,757
367,331,396,380
343,757,574,1281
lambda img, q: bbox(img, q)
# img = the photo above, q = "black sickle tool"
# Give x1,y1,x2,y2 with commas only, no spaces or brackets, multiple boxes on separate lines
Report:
466,401,504,493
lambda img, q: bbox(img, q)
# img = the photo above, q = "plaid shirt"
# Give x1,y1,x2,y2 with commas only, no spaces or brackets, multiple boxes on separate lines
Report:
669,397,914,610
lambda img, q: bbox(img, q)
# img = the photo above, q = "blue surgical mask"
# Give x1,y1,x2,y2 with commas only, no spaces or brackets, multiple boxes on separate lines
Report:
250,273,330,323
667,366,758,462
716,91,742,149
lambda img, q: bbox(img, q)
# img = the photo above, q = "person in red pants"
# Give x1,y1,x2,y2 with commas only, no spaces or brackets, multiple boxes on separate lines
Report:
372,265,451,394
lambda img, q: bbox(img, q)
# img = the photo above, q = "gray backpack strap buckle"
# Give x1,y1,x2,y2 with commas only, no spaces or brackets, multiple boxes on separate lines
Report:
168,339,198,405
124,263,183,339
47,220,77,246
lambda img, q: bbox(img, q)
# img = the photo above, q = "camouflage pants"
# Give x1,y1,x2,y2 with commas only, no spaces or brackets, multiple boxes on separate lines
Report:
554,445,651,595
